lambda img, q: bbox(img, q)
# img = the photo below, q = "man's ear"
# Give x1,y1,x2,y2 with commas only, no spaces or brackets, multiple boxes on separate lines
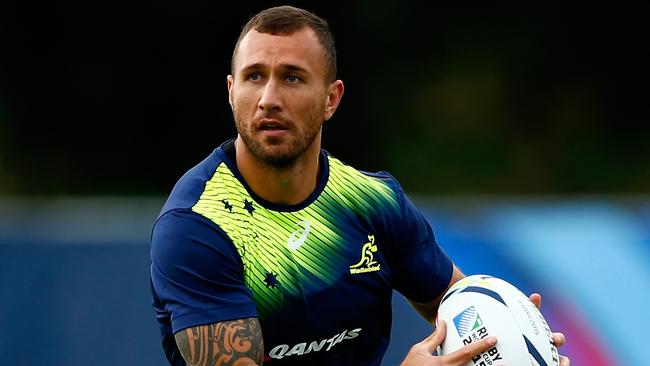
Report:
227,75,234,110
324,80,344,121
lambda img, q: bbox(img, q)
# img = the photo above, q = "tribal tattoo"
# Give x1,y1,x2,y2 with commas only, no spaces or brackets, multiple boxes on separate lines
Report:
175,317,264,366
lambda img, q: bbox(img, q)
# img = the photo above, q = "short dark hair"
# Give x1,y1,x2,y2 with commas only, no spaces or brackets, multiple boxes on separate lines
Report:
231,6,337,82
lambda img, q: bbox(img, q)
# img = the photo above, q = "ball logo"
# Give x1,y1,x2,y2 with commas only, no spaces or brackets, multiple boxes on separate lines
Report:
452,306,503,365
453,306,483,338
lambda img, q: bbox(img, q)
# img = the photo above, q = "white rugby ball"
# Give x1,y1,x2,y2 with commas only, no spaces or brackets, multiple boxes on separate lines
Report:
437,275,559,366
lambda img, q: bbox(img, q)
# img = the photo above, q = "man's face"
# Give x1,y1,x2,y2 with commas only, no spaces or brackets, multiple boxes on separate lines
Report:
228,27,342,168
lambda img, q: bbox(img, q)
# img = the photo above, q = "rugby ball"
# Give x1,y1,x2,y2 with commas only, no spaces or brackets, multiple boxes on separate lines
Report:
437,275,559,366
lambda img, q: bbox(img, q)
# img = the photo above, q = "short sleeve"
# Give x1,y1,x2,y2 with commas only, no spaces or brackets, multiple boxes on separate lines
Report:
150,209,258,333
386,185,454,303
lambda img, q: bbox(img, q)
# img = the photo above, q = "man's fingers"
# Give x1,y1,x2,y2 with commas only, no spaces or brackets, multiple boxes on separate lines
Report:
552,332,566,347
529,293,542,309
443,335,497,364
528,293,568,366
416,320,447,354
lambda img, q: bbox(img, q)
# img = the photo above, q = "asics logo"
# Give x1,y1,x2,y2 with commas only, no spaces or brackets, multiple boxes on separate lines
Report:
287,220,310,250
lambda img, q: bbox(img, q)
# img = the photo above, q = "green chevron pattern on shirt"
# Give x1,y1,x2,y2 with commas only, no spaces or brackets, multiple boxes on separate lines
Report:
191,155,399,320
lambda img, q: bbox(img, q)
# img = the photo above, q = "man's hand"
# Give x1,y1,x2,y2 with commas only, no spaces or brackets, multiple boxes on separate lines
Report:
400,320,500,366
529,293,570,366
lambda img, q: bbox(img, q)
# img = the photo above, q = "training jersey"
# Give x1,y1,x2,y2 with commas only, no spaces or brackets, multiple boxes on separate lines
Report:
150,139,453,365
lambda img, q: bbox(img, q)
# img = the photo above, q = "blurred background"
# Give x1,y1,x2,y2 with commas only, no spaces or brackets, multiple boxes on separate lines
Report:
1,0,648,365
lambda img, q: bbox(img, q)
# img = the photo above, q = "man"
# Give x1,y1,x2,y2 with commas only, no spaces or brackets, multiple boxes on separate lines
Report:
150,6,568,366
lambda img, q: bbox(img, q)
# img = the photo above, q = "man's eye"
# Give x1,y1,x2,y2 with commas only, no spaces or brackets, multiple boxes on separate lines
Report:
287,75,301,83
249,73,262,81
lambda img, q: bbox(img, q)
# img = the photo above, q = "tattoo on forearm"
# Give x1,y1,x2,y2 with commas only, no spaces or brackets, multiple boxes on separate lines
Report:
175,317,264,366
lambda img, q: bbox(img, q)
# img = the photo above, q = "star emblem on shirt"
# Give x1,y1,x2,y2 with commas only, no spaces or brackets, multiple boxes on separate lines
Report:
263,271,279,288
221,199,233,213
244,199,255,215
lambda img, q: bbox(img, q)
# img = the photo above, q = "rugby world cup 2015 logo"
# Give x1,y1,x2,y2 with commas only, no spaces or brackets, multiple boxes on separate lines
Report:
453,306,483,337
452,306,504,365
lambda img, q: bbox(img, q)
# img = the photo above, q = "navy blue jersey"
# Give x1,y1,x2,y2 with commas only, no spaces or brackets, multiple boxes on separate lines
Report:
150,139,453,365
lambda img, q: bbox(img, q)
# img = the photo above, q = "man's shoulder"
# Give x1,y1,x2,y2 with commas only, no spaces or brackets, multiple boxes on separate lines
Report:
158,147,226,218
327,153,399,188
325,153,405,208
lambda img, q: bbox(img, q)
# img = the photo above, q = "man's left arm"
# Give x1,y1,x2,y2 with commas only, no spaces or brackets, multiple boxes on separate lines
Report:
406,264,465,324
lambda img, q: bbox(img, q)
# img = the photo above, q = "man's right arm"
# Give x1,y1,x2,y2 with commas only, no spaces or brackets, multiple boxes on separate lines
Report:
174,317,264,366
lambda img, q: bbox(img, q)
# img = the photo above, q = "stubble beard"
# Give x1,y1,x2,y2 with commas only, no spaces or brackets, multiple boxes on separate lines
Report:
234,110,323,170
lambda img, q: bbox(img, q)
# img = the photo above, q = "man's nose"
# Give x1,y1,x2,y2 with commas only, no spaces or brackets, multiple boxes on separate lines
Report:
258,80,282,112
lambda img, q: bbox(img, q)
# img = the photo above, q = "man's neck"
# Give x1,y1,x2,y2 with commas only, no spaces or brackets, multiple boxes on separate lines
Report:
234,137,321,205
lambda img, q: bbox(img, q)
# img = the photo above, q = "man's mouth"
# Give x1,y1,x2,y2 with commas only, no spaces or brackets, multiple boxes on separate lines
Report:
260,124,286,130
258,119,289,131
